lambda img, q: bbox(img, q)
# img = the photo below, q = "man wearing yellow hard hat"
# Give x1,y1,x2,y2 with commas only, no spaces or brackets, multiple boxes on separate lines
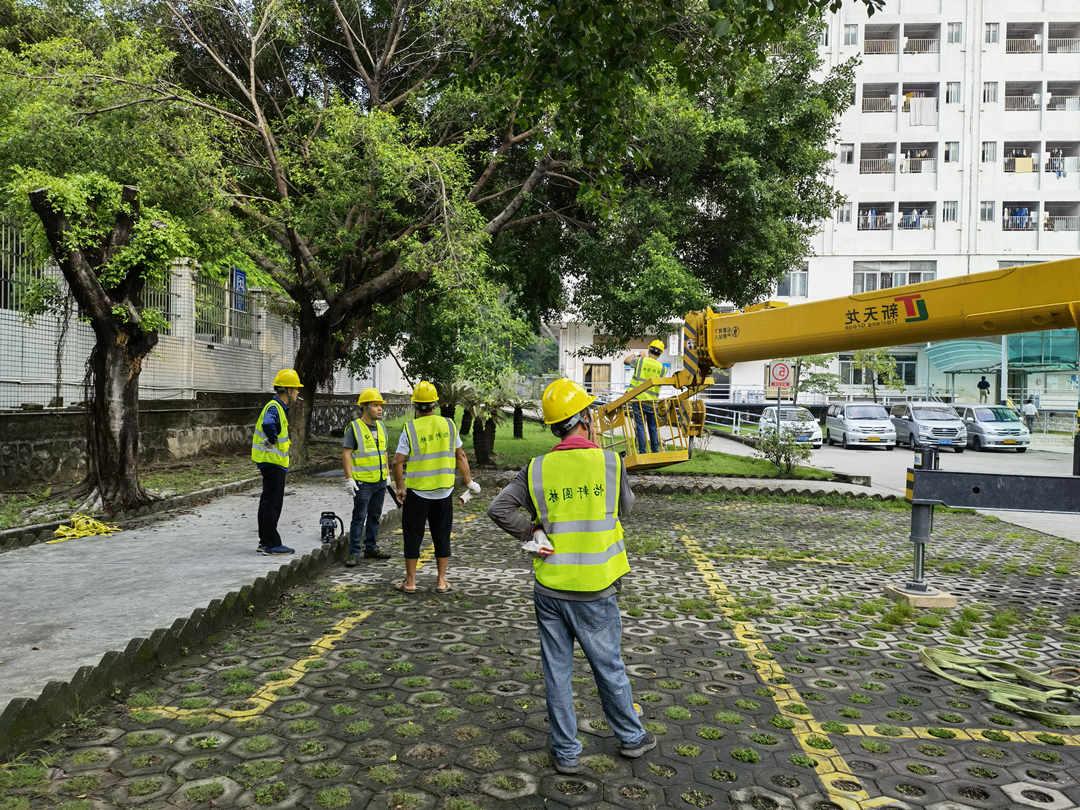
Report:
251,368,303,554
391,380,479,593
340,387,393,566
622,339,666,454
486,378,655,773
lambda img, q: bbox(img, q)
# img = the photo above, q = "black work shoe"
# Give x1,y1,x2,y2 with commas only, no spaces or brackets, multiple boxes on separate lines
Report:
344,554,360,567
363,548,392,560
619,732,657,758
553,758,582,774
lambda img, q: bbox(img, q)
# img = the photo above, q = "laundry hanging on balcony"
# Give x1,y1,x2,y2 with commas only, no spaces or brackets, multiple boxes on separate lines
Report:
1013,156,1034,173
908,97,937,125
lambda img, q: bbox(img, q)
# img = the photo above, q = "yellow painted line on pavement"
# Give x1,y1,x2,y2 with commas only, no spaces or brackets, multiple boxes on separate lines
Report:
143,609,373,721
681,533,897,810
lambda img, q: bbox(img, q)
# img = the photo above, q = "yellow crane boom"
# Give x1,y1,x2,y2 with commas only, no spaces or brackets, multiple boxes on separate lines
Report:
601,257,1080,470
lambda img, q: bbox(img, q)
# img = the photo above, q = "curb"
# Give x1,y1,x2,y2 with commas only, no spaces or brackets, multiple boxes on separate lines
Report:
0,505,403,761
0,461,342,555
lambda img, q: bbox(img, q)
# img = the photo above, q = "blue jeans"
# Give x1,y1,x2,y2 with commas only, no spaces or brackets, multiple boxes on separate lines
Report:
533,591,647,763
349,480,386,555
631,402,659,453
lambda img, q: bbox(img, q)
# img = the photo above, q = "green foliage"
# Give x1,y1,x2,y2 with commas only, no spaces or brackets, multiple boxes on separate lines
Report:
755,428,813,475
851,349,907,402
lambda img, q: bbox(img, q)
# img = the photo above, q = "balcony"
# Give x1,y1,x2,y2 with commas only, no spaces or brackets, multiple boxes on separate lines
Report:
903,37,940,54
1005,23,1043,61
898,205,935,231
1043,203,1080,250
901,85,938,128
862,97,896,113
1045,143,1080,186
864,23,898,56
1002,204,1039,232
1004,96,1040,111
1048,23,1080,55
860,158,894,174
1004,143,1040,174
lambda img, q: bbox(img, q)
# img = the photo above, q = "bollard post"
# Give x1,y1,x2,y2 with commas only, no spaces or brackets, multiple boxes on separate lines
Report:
906,503,933,593
1073,408,1079,477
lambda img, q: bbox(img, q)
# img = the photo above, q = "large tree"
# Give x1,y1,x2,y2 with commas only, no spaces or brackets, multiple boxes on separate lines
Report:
0,34,232,510
128,0,875,459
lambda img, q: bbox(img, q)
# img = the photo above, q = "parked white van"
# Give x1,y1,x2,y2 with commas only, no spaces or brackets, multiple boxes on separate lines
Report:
889,401,967,452
824,402,896,449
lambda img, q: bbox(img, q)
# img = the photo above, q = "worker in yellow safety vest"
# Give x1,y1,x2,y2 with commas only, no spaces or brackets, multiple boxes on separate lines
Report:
622,339,665,453
341,388,393,567
391,380,479,594
486,378,656,773
251,368,303,555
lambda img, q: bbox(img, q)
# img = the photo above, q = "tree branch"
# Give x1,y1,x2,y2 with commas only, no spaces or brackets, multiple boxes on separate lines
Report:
484,156,552,235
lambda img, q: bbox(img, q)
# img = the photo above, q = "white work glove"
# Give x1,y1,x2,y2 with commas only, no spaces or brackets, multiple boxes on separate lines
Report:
343,478,359,495
458,489,473,505
521,528,554,558
467,481,481,495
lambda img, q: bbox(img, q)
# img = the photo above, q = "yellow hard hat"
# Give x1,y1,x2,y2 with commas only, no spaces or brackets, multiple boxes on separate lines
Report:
356,387,384,406
541,378,596,425
649,339,665,352
411,380,439,404
272,368,303,388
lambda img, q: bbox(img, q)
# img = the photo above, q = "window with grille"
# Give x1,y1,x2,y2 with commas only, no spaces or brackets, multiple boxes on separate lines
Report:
942,201,959,222
981,141,997,162
947,23,962,44
944,142,960,163
852,261,937,294
844,25,859,46
840,354,917,386
982,82,998,103
985,23,999,45
946,82,961,103
837,203,852,223
980,201,995,222
838,143,855,164
776,266,808,297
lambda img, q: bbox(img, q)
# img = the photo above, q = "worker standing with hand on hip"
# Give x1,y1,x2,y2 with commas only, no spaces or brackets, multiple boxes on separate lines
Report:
622,339,665,454
341,388,392,566
251,368,303,555
391,381,479,594
486,378,655,774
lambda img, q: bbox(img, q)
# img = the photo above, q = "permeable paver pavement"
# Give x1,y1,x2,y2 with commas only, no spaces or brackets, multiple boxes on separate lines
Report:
2,490,1079,809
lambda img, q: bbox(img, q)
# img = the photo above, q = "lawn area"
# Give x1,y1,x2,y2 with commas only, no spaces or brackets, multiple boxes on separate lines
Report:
454,415,833,480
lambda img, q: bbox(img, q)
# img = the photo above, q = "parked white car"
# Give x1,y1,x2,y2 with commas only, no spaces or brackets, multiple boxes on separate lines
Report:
889,401,967,452
824,402,896,449
955,404,1031,452
758,406,822,448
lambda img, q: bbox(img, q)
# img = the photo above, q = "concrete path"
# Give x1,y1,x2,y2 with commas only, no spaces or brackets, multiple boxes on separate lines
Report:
0,478,393,710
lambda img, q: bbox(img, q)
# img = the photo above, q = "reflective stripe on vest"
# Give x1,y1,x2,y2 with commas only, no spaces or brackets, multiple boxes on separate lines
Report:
630,356,663,401
251,399,290,468
404,415,457,491
526,448,630,591
350,419,388,482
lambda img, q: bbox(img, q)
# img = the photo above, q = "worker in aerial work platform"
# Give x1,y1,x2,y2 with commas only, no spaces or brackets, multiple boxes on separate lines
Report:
341,387,392,566
486,378,655,774
251,368,303,555
622,339,665,453
392,380,480,593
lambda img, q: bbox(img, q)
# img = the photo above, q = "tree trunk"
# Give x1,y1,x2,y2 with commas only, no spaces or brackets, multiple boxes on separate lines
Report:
484,417,497,461
291,314,340,467
513,406,524,439
460,408,473,437
441,403,456,419
82,327,158,513
472,418,490,465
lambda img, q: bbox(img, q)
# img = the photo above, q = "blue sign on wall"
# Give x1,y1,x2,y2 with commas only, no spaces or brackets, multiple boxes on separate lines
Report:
231,267,247,312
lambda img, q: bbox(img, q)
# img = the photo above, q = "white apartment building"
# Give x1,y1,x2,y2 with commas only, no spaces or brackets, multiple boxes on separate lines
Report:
560,0,1080,410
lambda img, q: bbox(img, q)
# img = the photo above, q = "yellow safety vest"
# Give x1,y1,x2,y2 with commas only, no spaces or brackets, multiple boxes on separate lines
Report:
404,415,457,491
526,448,629,592
350,419,388,483
251,399,290,468
629,355,663,401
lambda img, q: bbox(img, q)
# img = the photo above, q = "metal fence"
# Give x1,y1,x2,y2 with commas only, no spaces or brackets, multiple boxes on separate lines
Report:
195,276,254,347
0,221,40,312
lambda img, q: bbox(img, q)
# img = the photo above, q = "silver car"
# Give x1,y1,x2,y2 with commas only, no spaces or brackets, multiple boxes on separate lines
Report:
889,401,967,452
824,402,896,449
956,404,1030,452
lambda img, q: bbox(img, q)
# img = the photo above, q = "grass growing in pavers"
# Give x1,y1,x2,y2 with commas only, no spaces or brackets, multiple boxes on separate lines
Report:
3,489,1079,808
